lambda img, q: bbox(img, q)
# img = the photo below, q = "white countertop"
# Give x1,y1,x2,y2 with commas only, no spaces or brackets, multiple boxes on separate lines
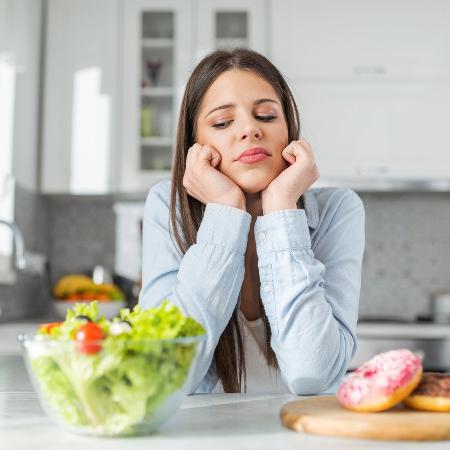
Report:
2,320,450,448
2,390,450,449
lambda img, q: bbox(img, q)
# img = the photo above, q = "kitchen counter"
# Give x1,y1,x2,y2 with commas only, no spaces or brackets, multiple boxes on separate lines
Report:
0,354,449,449
2,321,450,448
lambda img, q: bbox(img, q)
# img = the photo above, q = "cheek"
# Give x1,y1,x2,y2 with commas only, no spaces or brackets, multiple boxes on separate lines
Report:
196,127,229,158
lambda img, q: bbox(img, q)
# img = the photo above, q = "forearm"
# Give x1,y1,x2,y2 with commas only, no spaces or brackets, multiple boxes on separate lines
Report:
258,246,357,394
140,202,252,393
254,200,364,394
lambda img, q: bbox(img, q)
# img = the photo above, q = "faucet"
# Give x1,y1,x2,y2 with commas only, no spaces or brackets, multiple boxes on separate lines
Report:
0,219,48,279
0,219,27,270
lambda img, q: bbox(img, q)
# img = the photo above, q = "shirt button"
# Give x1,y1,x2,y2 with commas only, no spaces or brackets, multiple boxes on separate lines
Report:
263,284,271,293
258,232,266,241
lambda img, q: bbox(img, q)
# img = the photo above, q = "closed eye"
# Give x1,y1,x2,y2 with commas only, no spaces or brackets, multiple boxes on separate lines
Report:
256,115,276,122
212,115,277,129
212,120,233,129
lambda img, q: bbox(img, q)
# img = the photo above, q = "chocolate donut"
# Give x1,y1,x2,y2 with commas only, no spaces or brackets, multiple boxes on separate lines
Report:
404,372,450,412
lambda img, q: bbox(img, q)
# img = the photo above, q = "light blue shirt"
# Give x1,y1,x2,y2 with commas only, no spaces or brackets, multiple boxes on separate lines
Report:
139,179,365,395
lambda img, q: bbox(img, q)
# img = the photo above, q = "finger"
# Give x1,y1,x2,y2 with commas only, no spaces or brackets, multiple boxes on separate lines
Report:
201,144,222,167
188,143,202,153
282,146,297,164
282,150,296,165
297,138,313,154
209,147,221,168
186,143,201,164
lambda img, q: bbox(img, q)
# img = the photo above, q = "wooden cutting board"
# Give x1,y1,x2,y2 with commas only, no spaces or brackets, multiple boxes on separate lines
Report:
280,396,450,441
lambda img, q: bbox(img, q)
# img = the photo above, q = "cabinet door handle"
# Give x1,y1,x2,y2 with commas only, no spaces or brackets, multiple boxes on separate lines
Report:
356,164,390,176
353,66,387,76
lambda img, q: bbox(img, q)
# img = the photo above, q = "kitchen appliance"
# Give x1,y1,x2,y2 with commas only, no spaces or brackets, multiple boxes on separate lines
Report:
431,292,450,324
352,321,450,372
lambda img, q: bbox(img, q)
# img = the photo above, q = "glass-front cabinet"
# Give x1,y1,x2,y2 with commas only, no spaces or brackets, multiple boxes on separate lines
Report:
120,0,267,193
120,0,194,192
195,0,267,63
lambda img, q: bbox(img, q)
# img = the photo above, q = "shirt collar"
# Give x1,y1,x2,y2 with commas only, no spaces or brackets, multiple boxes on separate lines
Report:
301,190,319,230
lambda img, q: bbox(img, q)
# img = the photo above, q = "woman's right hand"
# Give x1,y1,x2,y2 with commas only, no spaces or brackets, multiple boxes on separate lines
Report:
183,143,246,210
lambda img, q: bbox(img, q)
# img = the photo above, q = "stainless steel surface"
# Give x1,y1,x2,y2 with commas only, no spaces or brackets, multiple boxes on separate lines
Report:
352,321,450,371
315,177,450,191
352,337,450,371
0,220,26,271
0,220,48,279
92,264,113,285
431,292,450,324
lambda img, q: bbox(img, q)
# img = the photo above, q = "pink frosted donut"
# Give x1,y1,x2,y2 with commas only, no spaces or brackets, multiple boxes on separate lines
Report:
336,349,423,412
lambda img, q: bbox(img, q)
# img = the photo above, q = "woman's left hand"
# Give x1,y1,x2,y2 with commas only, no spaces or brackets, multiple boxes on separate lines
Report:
261,138,319,214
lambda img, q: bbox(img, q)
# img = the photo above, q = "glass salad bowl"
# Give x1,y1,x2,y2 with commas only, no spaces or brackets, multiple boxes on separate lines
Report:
18,301,206,437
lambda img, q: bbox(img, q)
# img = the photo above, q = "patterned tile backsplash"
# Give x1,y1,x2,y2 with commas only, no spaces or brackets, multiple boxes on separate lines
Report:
1,185,450,322
358,192,450,320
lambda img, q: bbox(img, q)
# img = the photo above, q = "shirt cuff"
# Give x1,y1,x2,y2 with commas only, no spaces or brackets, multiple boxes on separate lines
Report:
197,203,252,255
254,209,311,255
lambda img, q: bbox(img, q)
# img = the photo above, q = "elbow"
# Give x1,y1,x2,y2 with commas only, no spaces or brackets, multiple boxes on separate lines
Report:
284,335,356,396
286,366,347,395
287,375,330,395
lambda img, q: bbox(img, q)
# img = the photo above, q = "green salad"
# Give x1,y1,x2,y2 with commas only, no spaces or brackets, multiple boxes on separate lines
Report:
27,301,205,435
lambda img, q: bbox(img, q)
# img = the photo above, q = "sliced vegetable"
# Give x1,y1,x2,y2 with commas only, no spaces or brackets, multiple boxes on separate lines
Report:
39,322,62,334
74,322,105,354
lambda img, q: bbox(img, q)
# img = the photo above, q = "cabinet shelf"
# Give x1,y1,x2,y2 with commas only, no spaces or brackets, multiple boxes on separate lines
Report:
141,87,173,97
142,38,174,48
141,136,174,146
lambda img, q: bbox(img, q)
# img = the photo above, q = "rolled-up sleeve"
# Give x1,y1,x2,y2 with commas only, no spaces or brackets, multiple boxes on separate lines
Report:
254,189,365,395
139,181,251,394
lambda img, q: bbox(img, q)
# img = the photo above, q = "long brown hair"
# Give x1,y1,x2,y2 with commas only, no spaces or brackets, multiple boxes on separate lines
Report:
169,48,300,392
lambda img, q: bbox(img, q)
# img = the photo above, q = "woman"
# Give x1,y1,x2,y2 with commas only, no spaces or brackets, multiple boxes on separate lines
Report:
139,48,365,395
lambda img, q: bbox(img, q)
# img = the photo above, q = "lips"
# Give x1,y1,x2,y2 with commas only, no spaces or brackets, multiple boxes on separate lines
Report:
236,147,270,163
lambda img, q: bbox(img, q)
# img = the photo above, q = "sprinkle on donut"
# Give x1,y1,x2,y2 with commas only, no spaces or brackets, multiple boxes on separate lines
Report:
337,349,423,412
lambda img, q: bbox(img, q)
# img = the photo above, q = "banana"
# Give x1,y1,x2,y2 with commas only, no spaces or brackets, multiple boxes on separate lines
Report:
53,274,96,298
53,275,125,300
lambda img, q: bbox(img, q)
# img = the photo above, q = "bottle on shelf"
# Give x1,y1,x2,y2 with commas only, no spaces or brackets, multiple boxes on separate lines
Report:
140,99,155,138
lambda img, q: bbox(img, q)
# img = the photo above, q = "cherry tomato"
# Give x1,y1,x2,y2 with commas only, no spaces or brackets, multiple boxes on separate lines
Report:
74,322,104,355
39,322,62,334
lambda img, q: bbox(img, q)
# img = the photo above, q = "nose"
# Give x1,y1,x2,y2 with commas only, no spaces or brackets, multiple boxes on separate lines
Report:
239,119,262,141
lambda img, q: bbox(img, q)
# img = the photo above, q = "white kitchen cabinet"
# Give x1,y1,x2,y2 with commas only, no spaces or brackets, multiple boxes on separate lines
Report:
271,0,450,188
0,0,42,193
119,0,268,193
195,0,268,62
41,0,120,194
120,0,194,192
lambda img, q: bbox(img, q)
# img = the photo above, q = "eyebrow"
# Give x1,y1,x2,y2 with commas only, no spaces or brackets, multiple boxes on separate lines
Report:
204,98,279,118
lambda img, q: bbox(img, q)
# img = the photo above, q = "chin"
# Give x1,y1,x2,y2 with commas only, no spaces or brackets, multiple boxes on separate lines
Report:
232,170,275,194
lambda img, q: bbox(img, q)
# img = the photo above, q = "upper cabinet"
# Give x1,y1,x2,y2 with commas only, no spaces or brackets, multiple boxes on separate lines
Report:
40,0,450,193
0,0,42,193
271,0,450,187
41,0,120,194
119,0,268,193
119,0,193,193
195,0,268,61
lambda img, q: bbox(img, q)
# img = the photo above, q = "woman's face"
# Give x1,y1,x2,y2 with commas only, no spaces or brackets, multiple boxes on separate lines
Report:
196,69,289,194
